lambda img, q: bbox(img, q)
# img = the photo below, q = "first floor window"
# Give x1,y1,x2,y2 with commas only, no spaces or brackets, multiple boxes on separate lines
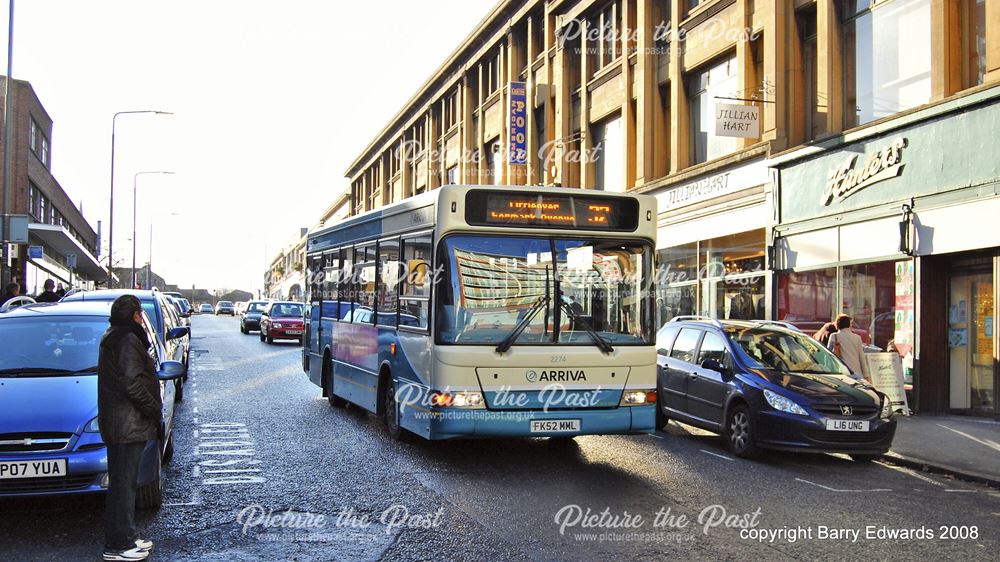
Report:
687,56,740,165
842,0,931,128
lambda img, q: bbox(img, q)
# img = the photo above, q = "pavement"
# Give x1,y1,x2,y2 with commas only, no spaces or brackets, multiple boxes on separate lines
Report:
884,414,1000,487
2,315,999,560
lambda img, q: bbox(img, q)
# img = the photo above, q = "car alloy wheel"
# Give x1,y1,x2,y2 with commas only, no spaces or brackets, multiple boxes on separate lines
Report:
726,404,760,459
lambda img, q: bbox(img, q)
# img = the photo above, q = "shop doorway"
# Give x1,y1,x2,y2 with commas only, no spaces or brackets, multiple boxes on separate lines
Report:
948,271,995,413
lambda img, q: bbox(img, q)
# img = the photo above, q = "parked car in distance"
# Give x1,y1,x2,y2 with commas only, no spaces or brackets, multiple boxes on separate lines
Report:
215,301,235,315
240,300,270,334
260,301,304,344
0,300,186,507
199,303,214,314
235,301,248,315
655,317,896,461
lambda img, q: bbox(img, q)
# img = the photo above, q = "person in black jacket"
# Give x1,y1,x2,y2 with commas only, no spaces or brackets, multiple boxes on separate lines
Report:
35,279,60,303
97,295,161,562
0,282,19,307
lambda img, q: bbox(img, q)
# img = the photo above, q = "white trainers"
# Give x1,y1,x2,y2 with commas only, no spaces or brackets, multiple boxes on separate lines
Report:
102,546,150,561
135,538,153,551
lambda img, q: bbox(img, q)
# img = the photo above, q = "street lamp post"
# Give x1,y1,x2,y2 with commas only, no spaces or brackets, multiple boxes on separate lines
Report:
107,109,171,287
132,171,173,288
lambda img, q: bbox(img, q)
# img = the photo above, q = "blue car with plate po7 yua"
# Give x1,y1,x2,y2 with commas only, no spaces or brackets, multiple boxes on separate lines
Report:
0,300,186,508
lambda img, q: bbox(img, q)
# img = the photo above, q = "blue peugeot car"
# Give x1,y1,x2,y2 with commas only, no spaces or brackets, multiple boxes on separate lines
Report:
655,317,896,461
0,301,186,507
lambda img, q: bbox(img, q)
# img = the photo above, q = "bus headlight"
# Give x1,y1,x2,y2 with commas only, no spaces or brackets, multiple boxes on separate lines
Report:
430,391,485,409
621,390,657,406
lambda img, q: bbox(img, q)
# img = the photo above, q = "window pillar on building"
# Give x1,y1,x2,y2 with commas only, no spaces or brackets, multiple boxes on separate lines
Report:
669,0,689,172
579,19,593,189
817,0,844,134
988,0,1000,82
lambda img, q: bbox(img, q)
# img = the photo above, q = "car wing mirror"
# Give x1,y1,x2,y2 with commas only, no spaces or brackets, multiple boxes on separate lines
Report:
167,326,190,340
158,360,187,381
657,348,669,357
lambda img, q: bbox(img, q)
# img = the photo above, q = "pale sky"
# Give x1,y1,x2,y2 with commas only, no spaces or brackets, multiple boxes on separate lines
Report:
8,0,493,294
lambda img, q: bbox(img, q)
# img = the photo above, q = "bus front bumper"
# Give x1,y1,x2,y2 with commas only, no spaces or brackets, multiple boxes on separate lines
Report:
410,405,656,440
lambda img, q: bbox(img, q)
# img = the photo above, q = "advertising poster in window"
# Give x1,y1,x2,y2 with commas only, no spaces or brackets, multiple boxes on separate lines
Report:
893,261,914,357
508,82,527,164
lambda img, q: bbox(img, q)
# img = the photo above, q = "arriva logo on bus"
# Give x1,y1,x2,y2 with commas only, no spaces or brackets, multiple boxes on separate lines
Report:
526,369,588,383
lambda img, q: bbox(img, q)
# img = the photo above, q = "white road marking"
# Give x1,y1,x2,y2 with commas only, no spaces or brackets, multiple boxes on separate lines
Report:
648,434,664,440
700,449,734,461
936,423,1000,453
882,464,945,487
943,489,977,493
193,407,199,414
796,478,892,493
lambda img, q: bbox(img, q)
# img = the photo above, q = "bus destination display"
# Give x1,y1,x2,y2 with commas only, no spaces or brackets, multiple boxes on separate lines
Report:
466,191,639,231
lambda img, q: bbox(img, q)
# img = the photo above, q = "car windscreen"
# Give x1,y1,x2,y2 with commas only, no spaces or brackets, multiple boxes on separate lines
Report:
247,302,268,312
218,301,234,307
725,326,851,376
0,317,108,374
270,303,303,317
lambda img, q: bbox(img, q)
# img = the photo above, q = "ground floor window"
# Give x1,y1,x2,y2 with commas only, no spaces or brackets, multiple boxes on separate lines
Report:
777,259,903,350
655,229,766,328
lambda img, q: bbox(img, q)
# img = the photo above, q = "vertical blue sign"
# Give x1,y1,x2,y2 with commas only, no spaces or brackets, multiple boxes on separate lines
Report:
508,82,527,164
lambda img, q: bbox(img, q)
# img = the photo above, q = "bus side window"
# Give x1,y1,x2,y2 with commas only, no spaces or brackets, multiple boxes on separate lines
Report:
400,236,431,330
339,246,355,320
378,238,400,327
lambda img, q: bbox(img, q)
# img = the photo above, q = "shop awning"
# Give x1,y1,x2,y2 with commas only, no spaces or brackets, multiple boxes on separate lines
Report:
27,223,104,280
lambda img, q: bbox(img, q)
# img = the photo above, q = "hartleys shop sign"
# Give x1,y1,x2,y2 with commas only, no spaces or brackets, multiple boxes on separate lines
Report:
822,137,908,206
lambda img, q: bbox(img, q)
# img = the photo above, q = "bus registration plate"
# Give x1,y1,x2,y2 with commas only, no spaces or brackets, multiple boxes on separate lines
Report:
530,419,580,433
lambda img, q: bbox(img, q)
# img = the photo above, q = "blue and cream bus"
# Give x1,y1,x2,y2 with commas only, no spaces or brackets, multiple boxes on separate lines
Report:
302,185,657,440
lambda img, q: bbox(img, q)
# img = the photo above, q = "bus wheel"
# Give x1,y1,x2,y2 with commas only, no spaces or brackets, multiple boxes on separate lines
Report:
324,355,346,408
383,379,407,441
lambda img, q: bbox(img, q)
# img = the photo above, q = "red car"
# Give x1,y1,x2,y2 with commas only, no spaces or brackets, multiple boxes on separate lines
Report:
259,301,305,344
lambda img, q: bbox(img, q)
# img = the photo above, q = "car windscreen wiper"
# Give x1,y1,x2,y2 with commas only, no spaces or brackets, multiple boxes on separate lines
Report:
0,365,99,376
559,297,614,354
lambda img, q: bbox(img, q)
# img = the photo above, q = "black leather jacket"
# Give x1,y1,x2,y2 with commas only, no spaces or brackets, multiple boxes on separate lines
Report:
97,326,162,444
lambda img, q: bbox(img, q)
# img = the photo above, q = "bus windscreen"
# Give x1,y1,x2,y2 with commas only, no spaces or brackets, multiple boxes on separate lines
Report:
465,191,639,231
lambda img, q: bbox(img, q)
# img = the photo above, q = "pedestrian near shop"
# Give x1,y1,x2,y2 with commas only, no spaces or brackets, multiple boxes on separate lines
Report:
828,314,870,382
813,321,838,347
0,282,20,307
97,295,161,561
35,279,60,303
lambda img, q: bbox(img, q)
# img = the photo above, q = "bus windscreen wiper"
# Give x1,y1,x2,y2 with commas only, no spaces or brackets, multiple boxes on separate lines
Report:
495,295,550,353
559,297,614,354
496,267,551,354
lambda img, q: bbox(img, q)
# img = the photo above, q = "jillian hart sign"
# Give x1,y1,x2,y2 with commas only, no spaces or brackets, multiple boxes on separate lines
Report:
715,103,760,138
822,137,907,206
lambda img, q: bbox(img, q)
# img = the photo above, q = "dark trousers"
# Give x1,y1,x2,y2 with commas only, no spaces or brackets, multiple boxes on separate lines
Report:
104,441,145,550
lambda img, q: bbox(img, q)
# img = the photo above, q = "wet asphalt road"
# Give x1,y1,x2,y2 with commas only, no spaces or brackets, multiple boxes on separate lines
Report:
2,314,999,561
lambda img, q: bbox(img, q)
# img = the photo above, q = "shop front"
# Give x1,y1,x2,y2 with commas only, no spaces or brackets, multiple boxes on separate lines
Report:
772,86,1000,416
643,151,773,329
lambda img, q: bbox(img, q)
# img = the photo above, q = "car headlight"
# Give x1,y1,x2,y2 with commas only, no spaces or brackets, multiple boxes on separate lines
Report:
84,416,100,433
763,389,808,416
880,398,893,419
272,323,282,328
